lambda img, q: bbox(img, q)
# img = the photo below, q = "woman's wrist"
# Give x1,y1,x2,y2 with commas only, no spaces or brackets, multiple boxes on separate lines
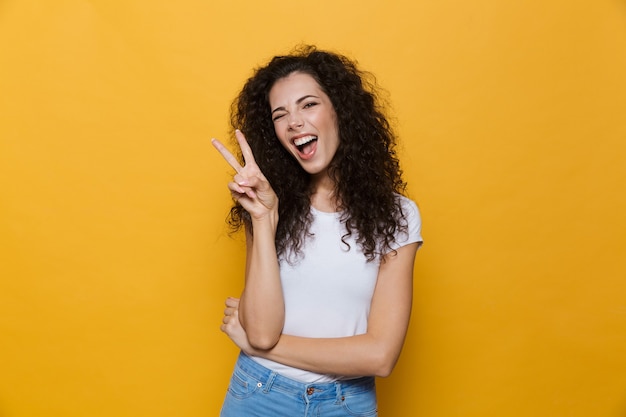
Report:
250,208,279,233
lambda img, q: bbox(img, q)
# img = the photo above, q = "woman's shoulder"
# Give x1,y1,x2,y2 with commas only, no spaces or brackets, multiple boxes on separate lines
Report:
394,194,420,217
393,193,423,247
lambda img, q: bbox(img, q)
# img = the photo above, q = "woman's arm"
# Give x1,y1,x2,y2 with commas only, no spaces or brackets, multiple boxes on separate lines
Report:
238,222,283,350
222,241,419,377
213,130,284,350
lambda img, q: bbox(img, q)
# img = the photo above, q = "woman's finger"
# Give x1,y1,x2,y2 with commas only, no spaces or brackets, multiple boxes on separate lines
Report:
225,297,240,308
232,175,257,198
229,188,256,203
211,138,243,173
235,175,270,194
224,307,237,317
227,181,247,196
228,181,258,200
235,130,258,167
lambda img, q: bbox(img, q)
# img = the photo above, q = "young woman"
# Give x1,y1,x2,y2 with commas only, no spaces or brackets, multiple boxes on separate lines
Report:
212,45,423,417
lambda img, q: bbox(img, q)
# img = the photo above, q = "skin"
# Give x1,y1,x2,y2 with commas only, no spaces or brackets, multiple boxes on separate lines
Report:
212,72,419,376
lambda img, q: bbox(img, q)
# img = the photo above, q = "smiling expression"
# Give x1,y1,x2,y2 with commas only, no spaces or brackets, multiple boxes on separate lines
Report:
269,72,340,178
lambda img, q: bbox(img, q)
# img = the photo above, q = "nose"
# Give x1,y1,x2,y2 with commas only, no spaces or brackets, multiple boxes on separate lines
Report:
287,113,303,129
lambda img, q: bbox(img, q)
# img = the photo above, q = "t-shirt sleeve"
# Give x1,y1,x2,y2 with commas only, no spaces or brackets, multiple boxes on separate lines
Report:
388,196,423,252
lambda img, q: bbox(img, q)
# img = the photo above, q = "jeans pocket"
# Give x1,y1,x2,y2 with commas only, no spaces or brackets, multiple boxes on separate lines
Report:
227,368,262,400
341,389,378,417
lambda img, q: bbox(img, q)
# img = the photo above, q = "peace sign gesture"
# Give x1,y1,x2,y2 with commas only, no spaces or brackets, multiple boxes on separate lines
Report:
212,130,278,222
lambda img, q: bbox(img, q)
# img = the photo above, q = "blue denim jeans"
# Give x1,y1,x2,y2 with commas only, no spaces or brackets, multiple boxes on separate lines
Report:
220,352,378,417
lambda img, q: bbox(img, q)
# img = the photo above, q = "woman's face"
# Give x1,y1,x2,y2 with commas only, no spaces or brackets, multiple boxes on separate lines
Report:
268,72,339,178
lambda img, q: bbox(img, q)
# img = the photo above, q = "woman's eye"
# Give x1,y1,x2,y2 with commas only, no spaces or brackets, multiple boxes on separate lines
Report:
303,102,318,109
273,114,285,121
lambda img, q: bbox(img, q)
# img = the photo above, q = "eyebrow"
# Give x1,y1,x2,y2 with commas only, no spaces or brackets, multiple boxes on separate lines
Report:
271,95,320,115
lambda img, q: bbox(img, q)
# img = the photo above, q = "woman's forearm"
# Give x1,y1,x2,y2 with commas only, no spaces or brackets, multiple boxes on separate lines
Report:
239,216,284,350
250,331,406,378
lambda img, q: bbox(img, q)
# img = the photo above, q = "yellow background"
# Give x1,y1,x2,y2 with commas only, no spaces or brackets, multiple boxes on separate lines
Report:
1,1,625,416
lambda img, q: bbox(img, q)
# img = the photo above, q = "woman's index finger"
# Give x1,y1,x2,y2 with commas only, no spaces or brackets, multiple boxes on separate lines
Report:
211,138,243,173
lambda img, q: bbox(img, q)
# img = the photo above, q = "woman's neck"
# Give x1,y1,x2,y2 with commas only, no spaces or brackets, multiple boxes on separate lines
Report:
309,174,340,213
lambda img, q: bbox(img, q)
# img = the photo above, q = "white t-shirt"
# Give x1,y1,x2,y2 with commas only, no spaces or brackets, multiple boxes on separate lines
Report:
250,195,423,382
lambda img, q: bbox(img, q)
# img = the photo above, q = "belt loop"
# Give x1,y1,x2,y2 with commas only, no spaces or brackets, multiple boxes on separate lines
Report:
263,372,277,393
335,381,343,404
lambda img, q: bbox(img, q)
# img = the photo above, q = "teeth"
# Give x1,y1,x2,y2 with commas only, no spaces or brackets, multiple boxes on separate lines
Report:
294,135,317,147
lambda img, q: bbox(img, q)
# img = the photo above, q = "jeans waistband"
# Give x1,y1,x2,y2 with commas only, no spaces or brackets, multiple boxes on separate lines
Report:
234,352,375,400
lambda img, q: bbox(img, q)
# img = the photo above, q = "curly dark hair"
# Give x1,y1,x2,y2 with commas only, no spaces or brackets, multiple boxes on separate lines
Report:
228,45,409,262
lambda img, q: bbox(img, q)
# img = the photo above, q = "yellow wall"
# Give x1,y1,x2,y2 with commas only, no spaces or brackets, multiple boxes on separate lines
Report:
1,1,625,416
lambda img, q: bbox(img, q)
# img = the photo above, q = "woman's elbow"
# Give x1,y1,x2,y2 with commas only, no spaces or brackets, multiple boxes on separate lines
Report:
371,349,400,378
374,364,395,378
239,313,284,351
247,331,281,351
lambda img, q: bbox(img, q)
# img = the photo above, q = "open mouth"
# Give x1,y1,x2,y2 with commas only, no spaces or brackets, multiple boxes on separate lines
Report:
294,135,318,156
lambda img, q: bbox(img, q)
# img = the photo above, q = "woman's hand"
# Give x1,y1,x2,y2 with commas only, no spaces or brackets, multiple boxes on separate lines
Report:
221,297,255,355
212,130,278,223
